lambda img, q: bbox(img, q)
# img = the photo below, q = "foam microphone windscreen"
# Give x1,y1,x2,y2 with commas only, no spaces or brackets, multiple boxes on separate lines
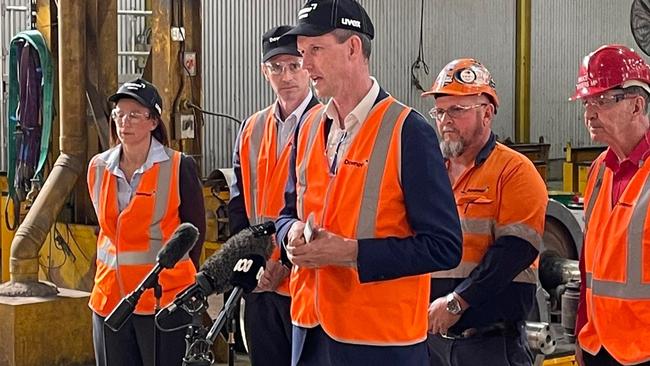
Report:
157,223,199,269
199,222,275,294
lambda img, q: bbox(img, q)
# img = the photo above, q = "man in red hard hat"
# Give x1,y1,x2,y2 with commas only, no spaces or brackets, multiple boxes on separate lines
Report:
571,44,650,366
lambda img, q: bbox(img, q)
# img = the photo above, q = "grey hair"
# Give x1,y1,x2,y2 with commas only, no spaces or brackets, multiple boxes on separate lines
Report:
623,86,650,115
331,28,372,59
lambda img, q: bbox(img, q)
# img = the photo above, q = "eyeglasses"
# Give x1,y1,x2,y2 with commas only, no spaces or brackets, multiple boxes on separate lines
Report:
429,103,488,121
264,60,304,75
582,92,633,109
111,109,151,125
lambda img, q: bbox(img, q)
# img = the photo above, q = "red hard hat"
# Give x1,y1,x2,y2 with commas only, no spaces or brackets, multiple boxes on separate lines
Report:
570,44,650,101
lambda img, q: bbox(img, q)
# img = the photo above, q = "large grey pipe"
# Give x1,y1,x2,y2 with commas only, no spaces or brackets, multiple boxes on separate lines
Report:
0,0,87,296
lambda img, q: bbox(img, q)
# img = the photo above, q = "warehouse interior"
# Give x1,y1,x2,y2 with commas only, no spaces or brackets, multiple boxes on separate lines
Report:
0,0,648,365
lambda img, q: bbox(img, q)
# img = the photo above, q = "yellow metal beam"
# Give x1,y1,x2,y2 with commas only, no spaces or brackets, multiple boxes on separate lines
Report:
515,0,531,143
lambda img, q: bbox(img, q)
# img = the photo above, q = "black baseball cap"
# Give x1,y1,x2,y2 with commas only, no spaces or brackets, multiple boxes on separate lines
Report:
262,25,302,62
285,0,374,40
108,78,163,115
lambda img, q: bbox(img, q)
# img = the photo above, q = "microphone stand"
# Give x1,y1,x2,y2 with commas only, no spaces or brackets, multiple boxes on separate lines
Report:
153,282,162,366
206,287,244,347
227,314,236,366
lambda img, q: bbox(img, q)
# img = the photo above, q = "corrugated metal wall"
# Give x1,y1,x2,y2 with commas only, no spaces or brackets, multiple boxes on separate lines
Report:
118,0,149,81
201,0,516,174
201,1,298,173
1,0,30,172
531,0,644,158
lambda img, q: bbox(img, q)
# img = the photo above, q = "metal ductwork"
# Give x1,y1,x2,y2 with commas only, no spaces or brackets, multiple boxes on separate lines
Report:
0,0,87,297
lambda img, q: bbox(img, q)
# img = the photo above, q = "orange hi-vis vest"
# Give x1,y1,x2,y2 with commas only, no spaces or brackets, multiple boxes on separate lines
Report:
579,153,650,365
291,96,430,345
431,142,545,284
239,104,316,296
87,146,196,317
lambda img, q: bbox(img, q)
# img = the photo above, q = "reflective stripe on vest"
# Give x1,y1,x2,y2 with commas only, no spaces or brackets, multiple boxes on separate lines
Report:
579,154,650,364
92,148,189,267
584,160,650,299
245,108,272,225
583,162,606,233
297,107,326,220
357,101,405,237
291,97,429,345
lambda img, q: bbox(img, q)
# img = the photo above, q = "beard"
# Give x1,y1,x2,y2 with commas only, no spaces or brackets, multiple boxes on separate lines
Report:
440,139,465,159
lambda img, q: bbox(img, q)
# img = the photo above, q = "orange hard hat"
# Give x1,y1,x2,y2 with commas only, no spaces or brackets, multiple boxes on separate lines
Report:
569,44,650,101
422,58,500,109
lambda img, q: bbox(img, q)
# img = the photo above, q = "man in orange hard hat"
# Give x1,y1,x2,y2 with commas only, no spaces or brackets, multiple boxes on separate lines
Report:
422,58,547,366
571,44,650,366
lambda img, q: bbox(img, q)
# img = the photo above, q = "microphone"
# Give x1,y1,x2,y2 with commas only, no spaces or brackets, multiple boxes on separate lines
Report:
156,221,275,320
201,221,275,294
205,254,266,346
105,223,199,332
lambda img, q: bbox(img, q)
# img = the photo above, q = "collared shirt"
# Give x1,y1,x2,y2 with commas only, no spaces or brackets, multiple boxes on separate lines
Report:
105,137,169,212
274,90,313,158
603,129,650,205
324,77,380,173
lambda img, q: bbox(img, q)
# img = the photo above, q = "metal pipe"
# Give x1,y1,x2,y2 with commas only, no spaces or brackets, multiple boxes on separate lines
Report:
515,0,531,143
118,50,149,56
130,15,136,73
0,0,87,297
117,9,152,16
6,6,30,12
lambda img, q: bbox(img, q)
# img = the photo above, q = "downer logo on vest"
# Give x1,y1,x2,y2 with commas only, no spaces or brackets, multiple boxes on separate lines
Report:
344,159,367,168
341,18,361,28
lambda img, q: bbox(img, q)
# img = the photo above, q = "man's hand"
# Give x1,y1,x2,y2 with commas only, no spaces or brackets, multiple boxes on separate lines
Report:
254,260,290,292
287,227,358,268
427,295,462,335
286,221,307,266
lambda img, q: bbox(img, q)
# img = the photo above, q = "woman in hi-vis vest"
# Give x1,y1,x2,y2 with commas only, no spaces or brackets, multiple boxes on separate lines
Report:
87,78,205,366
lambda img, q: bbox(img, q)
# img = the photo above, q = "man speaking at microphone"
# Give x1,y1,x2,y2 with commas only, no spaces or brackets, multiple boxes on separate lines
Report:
276,0,462,364
87,79,205,366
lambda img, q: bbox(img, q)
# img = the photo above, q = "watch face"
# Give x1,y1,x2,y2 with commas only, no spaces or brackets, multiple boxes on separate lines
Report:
446,295,462,315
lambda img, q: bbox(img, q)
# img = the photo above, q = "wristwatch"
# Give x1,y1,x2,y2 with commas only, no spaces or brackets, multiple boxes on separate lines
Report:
445,293,463,315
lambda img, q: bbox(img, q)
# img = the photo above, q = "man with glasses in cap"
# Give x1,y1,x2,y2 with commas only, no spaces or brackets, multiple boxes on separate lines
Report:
228,25,319,366
275,1,462,365
421,58,547,366
571,44,650,366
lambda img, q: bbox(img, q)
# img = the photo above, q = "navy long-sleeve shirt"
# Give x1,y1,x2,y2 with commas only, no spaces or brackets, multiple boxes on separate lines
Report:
276,89,462,282
430,135,541,332
178,155,206,269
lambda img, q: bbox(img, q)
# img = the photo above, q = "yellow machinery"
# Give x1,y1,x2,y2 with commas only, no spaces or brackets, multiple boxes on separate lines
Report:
0,1,206,365
562,143,606,195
